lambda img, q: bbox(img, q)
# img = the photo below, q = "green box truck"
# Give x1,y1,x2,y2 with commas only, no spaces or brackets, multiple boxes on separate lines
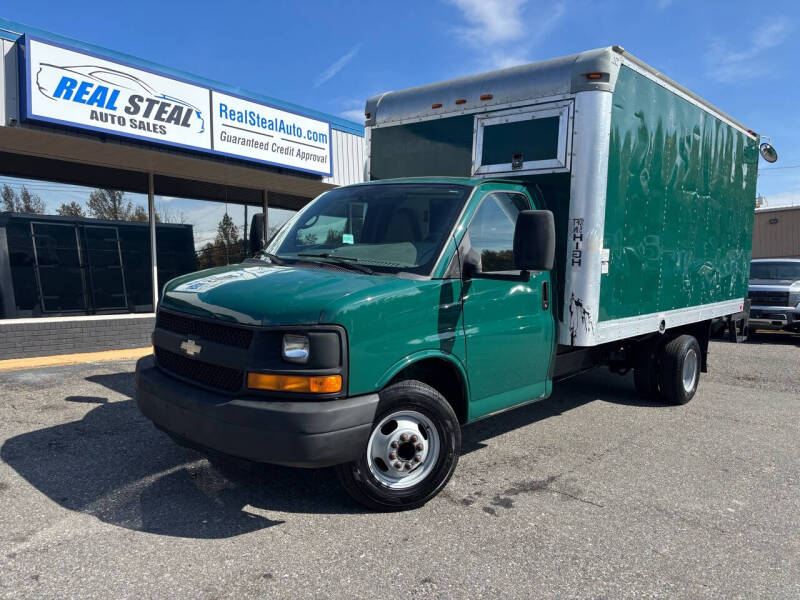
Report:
136,46,759,510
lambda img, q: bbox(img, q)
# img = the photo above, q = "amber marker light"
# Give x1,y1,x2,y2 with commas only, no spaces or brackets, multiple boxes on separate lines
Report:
247,373,342,394
431,103,442,109
455,98,467,105
586,72,604,80
480,94,493,100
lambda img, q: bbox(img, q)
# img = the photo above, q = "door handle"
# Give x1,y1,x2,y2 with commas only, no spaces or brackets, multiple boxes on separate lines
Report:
542,281,549,311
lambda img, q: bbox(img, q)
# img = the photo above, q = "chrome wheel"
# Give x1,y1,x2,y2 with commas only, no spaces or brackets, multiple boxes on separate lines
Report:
682,348,699,393
367,410,440,490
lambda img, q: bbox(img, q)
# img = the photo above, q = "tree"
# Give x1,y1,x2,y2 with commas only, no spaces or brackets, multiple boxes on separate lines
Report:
325,228,343,244
1,185,15,212
56,201,86,217
156,206,186,224
214,213,242,264
131,205,149,222
1,184,46,214
87,188,149,221
18,187,46,214
196,213,243,269
215,213,240,249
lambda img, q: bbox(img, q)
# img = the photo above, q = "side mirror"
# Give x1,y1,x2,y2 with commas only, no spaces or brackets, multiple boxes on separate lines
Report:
513,210,555,271
249,213,266,256
759,142,778,163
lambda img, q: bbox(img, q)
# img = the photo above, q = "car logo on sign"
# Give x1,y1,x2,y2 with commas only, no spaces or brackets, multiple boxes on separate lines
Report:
180,339,202,357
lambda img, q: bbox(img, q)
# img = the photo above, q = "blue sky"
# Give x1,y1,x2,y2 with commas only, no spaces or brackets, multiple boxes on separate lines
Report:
2,0,800,206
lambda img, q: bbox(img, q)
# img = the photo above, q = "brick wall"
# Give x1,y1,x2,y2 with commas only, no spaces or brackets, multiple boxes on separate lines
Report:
0,317,155,359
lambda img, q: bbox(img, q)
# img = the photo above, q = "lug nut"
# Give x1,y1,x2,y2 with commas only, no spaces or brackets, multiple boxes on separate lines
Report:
400,433,409,442
414,455,422,463
394,462,403,469
389,452,397,460
410,435,418,443
404,462,412,470
390,441,399,449
415,443,424,451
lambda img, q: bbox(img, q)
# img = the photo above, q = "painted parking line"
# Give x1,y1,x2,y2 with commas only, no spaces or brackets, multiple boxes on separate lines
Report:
0,347,153,371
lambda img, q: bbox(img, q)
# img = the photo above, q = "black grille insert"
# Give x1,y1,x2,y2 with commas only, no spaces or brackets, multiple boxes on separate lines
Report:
157,310,253,348
155,347,244,393
748,291,790,306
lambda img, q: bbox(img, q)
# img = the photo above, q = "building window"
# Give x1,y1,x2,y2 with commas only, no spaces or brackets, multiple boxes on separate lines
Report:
0,176,153,319
0,175,297,321
152,196,294,291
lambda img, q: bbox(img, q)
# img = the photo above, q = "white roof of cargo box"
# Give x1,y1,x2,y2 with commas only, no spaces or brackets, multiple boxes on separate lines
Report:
365,46,754,137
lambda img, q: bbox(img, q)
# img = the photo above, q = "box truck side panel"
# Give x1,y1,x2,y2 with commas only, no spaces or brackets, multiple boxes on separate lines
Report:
599,65,757,325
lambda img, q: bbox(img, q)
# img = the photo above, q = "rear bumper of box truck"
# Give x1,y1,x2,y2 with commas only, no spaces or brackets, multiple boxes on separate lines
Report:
135,355,379,468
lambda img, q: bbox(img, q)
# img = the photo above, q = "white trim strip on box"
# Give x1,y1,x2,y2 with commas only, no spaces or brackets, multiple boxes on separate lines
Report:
0,312,156,326
594,298,745,345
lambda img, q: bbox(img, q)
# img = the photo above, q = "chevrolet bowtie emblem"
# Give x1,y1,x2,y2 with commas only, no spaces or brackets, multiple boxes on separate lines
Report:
180,339,202,356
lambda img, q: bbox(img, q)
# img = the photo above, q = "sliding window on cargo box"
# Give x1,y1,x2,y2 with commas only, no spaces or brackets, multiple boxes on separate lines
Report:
472,101,572,176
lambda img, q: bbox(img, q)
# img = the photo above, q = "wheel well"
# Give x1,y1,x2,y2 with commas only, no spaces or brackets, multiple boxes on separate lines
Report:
388,358,468,424
626,321,711,372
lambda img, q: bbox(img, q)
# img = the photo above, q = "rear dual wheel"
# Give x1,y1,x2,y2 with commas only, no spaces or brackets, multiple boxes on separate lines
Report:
634,334,701,405
659,335,701,405
336,380,461,511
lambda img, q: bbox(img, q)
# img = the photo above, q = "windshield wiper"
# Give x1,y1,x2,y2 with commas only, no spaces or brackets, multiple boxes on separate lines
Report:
297,253,374,274
247,251,286,265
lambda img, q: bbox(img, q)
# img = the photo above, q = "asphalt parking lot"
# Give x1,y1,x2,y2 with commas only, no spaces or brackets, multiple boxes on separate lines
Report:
1,334,798,599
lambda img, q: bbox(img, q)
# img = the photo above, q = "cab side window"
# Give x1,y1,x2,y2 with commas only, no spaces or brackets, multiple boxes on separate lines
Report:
466,192,530,273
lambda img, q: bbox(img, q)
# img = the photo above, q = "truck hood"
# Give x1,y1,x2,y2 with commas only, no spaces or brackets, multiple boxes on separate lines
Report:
161,263,388,326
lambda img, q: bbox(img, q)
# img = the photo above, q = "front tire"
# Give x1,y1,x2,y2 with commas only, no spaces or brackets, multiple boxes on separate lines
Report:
336,380,461,511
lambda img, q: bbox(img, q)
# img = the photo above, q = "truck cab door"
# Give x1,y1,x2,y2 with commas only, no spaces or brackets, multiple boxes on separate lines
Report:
456,190,555,420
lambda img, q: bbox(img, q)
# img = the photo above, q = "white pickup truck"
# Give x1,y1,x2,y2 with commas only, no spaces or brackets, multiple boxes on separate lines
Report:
748,259,800,332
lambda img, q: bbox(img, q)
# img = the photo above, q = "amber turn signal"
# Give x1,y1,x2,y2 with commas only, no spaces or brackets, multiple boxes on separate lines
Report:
247,373,342,393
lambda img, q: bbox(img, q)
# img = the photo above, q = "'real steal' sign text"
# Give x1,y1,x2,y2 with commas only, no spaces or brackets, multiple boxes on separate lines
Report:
19,36,333,176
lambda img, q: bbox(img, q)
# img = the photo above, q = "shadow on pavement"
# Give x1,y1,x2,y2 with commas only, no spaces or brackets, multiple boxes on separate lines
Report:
2,384,362,539
744,330,800,346
461,368,666,454
3,367,649,538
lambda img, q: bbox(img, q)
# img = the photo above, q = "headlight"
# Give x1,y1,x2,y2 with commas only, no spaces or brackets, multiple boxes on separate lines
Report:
282,334,310,363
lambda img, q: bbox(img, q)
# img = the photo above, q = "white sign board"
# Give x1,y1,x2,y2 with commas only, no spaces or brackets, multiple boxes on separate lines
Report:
20,36,333,176
23,37,211,151
212,91,331,175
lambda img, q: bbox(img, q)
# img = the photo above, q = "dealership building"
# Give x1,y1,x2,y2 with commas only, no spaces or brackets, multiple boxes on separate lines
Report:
0,18,365,359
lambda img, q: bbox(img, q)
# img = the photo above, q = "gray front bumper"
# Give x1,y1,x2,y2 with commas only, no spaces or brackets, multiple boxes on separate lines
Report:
135,355,379,468
749,305,800,330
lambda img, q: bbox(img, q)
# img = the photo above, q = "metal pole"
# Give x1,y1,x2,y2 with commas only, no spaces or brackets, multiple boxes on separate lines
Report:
148,172,158,311
264,190,269,244
243,204,248,251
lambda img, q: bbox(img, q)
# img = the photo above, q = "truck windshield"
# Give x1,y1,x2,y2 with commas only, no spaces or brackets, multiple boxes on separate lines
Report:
750,261,800,281
267,183,472,275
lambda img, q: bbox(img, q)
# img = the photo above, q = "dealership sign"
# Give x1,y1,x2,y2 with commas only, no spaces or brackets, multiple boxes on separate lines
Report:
19,36,333,176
